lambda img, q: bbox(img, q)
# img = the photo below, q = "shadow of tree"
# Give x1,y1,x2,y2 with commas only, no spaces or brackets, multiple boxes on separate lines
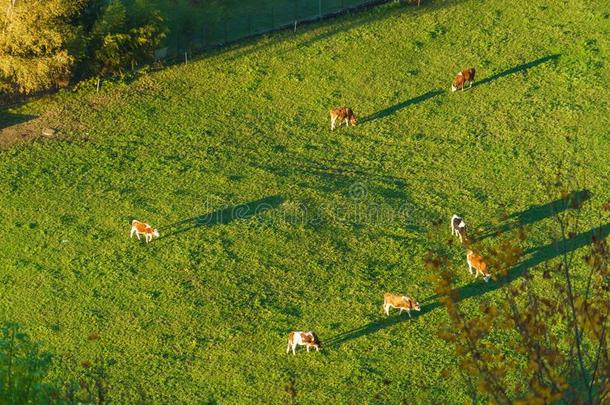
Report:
476,190,591,241
159,195,284,239
360,90,444,123
0,111,36,130
325,222,610,347
473,54,561,88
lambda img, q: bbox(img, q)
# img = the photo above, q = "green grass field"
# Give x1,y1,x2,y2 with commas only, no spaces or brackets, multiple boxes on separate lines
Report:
1,0,610,402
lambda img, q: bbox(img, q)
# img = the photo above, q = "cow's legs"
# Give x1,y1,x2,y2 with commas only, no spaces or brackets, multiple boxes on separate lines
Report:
286,341,291,354
468,262,474,275
407,309,412,318
383,304,390,316
136,231,141,240
306,346,310,352
130,228,135,238
331,117,336,131
399,308,403,315
292,344,296,355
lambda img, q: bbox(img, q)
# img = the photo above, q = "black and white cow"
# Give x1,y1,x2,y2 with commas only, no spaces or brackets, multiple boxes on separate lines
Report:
451,214,467,243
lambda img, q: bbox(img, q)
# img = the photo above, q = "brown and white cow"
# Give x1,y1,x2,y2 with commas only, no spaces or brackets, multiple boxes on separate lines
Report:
130,219,160,243
383,293,421,317
451,68,476,92
329,107,357,131
451,214,467,243
466,250,491,282
286,331,321,355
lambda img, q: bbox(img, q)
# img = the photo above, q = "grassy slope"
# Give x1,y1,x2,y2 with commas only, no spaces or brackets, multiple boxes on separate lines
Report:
1,0,610,402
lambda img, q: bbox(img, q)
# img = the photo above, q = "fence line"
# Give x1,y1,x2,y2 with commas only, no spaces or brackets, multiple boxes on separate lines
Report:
155,0,412,60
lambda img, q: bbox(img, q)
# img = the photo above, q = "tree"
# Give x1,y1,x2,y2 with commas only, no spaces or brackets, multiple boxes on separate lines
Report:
427,182,609,403
88,0,166,76
0,0,85,94
0,0,166,95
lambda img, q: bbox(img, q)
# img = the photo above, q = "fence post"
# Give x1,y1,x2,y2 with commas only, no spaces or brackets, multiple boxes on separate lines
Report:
224,9,228,44
294,0,298,32
271,4,275,29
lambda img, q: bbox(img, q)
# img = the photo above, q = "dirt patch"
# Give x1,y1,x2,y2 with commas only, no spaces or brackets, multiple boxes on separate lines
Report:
0,106,86,150
0,114,44,150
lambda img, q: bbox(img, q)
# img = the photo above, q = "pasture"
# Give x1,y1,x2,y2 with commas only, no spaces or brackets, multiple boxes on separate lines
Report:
1,0,609,402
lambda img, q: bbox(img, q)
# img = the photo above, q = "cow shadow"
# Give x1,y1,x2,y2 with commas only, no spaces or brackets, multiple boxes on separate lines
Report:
476,190,592,241
473,54,561,88
325,222,610,347
360,89,444,124
158,195,283,239
0,111,36,130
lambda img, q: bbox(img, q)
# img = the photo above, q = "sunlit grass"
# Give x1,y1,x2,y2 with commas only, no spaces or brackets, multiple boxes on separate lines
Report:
0,0,609,401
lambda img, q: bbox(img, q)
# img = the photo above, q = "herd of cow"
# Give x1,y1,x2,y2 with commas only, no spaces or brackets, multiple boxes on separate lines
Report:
129,67,485,355
284,214,489,355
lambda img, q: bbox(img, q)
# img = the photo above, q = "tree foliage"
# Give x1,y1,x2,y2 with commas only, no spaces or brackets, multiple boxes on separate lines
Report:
0,0,85,94
428,180,610,403
0,0,166,95
0,323,113,403
0,322,55,402
88,0,166,76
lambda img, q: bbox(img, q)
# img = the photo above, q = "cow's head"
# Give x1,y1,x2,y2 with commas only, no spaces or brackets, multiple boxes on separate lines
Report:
484,273,491,283
309,332,321,350
350,114,357,126
153,229,160,238
451,73,462,92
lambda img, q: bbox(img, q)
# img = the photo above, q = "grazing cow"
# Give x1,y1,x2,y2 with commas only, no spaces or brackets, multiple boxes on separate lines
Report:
130,219,160,243
466,250,491,282
451,68,476,92
451,214,467,243
329,107,357,131
383,293,421,318
286,331,321,355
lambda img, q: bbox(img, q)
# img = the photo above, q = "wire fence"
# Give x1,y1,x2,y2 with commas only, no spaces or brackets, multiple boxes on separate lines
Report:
154,0,404,60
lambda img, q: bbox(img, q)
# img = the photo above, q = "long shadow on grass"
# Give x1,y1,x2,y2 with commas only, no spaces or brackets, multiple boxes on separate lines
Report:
158,195,283,239
475,190,591,241
360,89,443,123
324,222,610,347
0,111,36,130
473,54,561,88
256,152,409,199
